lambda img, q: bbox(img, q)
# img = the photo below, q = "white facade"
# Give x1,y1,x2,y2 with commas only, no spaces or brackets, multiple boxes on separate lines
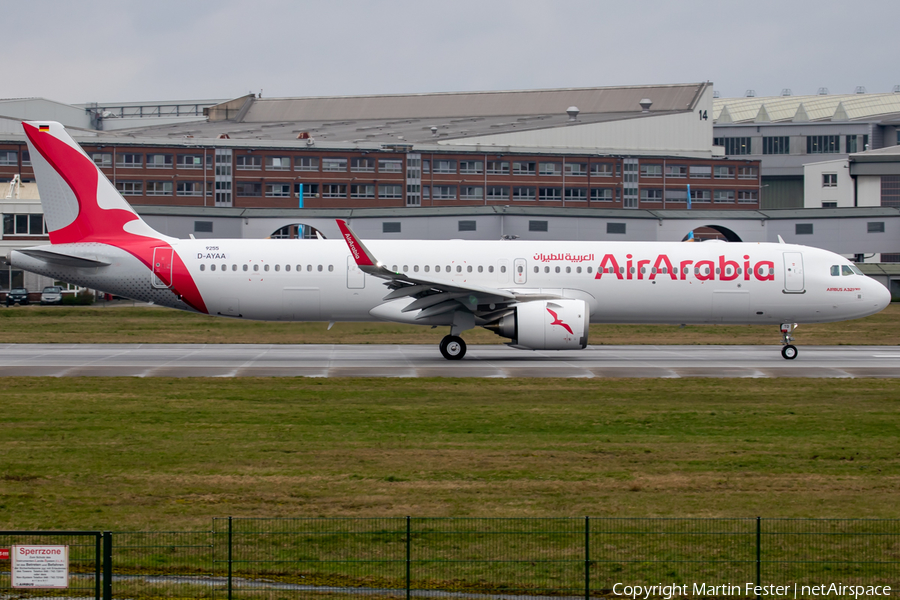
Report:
803,159,853,207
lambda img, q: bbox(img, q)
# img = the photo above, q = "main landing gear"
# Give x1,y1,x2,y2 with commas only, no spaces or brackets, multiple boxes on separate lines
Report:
440,335,467,360
780,323,798,360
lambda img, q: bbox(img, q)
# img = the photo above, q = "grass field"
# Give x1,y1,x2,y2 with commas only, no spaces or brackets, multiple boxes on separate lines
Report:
1,377,899,530
0,301,897,345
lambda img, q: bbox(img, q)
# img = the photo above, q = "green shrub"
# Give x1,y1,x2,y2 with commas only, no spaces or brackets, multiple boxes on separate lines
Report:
61,290,95,305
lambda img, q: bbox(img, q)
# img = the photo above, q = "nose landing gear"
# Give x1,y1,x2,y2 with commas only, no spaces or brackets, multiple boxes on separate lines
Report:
780,323,798,360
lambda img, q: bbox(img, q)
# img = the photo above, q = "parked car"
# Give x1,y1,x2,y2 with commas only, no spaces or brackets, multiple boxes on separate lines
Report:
6,288,29,306
40,286,63,305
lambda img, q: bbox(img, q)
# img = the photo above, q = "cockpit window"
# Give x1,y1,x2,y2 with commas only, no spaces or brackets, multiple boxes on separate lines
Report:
830,265,840,276
849,264,864,276
842,265,855,276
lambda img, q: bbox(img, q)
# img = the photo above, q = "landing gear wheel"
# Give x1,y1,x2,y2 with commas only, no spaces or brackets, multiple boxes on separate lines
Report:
440,335,467,360
781,344,798,360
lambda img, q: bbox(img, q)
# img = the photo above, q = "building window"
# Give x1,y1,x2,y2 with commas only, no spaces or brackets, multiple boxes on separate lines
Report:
21,151,30,167
690,189,711,203
529,220,548,232
266,183,292,197
350,184,375,199
322,157,347,172
868,221,885,233
640,164,662,178
640,188,663,202
422,186,430,199
591,163,613,177
565,188,587,202
796,223,814,235
194,221,213,233
665,189,688,203
89,153,111,168
539,187,561,201
486,186,509,199
881,176,900,207
881,253,900,262
295,183,319,197
460,186,483,200
690,165,712,179
458,220,477,232
823,173,838,187
177,182,204,196
459,160,483,174
236,155,261,170
177,154,204,169
821,202,837,208
378,184,402,199
2,214,45,236
433,160,456,174
486,161,509,175
713,137,752,155
539,162,561,176
738,166,758,180
266,156,291,171
846,135,859,154
513,186,536,201
236,182,262,197
116,181,143,195
146,154,173,169
383,222,401,233
713,189,735,203
116,153,143,168
432,185,457,200
565,163,587,176
807,135,840,154
512,161,536,175
607,222,626,234
666,165,687,178
763,137,789,155
422,160,430,174
737,190,758,204
295,157,320,171
322,184,347,198
0,151,16,166
591,188,613,202
714,166,734,179
351,158,375,173
378,158,402,173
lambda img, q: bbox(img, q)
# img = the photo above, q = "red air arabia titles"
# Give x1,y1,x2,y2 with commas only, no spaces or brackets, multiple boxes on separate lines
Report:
593,254,775,282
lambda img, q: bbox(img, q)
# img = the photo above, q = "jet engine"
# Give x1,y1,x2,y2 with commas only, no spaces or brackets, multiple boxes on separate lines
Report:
485,299,589,350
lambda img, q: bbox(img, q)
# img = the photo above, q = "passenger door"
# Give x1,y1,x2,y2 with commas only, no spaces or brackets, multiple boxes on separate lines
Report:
152,247,173,289
783,252,805,293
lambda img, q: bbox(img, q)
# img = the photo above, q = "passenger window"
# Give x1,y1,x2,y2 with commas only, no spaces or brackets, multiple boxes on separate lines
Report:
328,265,334,272
200,264,206,271
274,265,280,272
221,264,226,271
478,266,483,273
587,267,592,274
467,266,472,273
457,266,462,273
318,265,323,272
296,265,301,271
435,266,441,272
576,267,581,273
211,264,216,272
285,265,291,272
831,265,840,276
242,264,248,272
533,266,539,273
264,264,270,272
414,265,419,272
445,265,450,272
500,266,506,273
424,266,430,272
555,266,561,273
232,265,237,271
253,264,259,272
566,267,571,273
403,265,408,272
307,265,312,272
392,265,398,271
842,265,854,276
545,266,550,273
489,266,494,273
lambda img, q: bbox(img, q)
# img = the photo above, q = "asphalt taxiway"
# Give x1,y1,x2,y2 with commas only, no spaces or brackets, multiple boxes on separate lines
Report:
0,344,898,378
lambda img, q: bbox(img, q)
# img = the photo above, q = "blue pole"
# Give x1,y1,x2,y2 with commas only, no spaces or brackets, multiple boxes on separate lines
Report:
298,183,304,208
687,183,692,210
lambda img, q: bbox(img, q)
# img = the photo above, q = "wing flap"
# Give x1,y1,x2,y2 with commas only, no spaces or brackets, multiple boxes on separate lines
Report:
17,247,110,268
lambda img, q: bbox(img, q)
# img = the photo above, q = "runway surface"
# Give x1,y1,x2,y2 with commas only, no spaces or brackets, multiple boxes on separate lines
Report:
0,343,898,378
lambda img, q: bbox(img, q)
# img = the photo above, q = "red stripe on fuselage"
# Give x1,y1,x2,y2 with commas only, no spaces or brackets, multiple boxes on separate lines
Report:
23,123,208,314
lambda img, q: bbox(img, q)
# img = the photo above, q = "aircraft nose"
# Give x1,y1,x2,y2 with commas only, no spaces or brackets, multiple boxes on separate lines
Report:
871,279,892,312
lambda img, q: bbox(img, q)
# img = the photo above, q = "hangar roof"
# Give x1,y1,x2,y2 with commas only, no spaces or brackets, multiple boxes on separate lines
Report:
714,92,900,124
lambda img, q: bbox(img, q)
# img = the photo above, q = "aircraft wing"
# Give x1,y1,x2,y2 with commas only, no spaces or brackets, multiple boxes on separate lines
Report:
337,219,554,320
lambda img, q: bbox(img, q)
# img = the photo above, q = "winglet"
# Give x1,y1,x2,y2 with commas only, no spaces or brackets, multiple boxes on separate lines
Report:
777,235,786,244
336,219,378,267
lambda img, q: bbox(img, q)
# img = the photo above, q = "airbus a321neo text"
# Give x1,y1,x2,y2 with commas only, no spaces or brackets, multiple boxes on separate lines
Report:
11,121,891,360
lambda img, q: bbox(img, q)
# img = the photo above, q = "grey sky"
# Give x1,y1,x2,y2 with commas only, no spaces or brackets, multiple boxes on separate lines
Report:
3,0,898,105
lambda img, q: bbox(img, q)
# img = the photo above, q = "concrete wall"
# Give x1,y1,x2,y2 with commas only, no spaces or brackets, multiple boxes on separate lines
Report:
803,159,853,207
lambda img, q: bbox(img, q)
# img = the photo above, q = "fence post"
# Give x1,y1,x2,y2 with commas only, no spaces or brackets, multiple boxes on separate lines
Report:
756,517,761,600
585,516,590,600
406,516,411,600
102,531,112,600
94,533,101,600
228,517,233,600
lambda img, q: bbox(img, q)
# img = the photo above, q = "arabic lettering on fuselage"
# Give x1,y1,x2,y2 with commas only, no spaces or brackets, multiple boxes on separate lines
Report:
533,253,595,263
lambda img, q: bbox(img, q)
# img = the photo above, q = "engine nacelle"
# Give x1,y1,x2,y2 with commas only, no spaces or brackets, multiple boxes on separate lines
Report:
488,299,589,350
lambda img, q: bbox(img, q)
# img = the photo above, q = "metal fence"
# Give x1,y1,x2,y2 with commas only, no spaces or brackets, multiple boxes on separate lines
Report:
2,518,899,600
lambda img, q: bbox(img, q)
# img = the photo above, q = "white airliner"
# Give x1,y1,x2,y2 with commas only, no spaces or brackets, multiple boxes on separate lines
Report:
10,121,891,360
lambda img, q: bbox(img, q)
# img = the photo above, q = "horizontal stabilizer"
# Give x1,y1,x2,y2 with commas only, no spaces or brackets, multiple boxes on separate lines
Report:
17,248,110,268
